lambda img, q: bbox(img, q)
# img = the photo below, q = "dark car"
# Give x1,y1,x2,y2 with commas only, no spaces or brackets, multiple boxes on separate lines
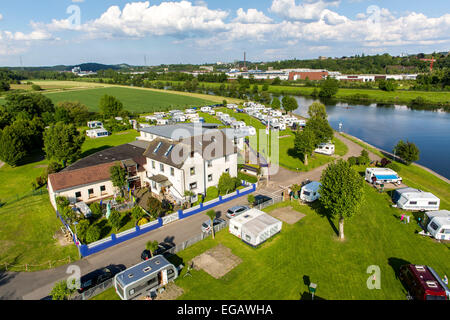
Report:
78,264,125,293
140,242,175,261
201,218,226,232
253,195,272,206
399,264,448,300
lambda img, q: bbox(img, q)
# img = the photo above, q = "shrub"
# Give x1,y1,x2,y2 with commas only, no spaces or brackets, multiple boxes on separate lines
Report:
138,217,149,226
76,219,90,243
89,202,103,218
31,84,42,91
147,197,163,218
238,172,257,184
108,210,122,231
131,206,145,221
357,155,370,166
218,172,236,195
206,186,219,200
50,280,74,300
85,225,101,243
347,156,358,166
247,194,255,205
380,158,391,167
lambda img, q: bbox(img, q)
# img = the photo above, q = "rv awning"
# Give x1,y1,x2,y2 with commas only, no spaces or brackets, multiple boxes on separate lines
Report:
375,174,398,180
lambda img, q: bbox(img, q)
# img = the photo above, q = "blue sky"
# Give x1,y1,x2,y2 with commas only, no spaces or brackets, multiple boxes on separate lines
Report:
0,0,449,66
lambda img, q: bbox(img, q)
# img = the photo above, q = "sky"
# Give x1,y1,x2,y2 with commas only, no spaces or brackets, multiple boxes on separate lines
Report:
0,0,449,66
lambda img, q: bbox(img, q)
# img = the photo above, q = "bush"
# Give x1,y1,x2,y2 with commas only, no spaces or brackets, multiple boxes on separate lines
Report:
386,162,401,173
137,217,149,226
85,225,101,243
380,158,391,167
50,280,74,300
31,84,42,91
347,156,358,166
247,194,255,205
108,210,122,231
76,219,90,243
357,155,370,166
89,202,103,218
131,206,145,221
218,172,237,195
147,197,164,218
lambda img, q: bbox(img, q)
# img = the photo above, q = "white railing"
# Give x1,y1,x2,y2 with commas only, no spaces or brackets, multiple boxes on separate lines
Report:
87,236,113,249
139,219,159,230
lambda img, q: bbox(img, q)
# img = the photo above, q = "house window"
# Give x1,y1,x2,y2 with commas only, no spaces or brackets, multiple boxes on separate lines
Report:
207,160,212,168
88,189,94,198
152,161,155,169
190,151,195,158
190,167,195,176
160,164,164,172
208,174,213,182
190,182,197,190
225,168,229,173
75,191,82,199
170,167,175,176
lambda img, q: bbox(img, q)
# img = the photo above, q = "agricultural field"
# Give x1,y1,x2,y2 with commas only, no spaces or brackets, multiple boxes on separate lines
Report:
0,129,140,271
95,182,450,300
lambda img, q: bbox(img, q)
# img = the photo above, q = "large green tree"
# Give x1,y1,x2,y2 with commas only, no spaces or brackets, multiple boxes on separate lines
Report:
308,102,328,119
393,140,420,165
218,172,236,195
99,95,123,118
319,160,364,240
4,93,54,123
319,77,339,98
271,97,281,110
281,96,298,115
43,122,85,167
56,101,90,126
294,126,316,166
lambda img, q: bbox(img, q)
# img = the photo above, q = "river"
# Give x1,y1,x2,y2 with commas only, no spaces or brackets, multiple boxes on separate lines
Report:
290,96,450,179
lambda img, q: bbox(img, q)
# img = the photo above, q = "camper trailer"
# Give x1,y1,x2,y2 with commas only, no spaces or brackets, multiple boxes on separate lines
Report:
201,106,212,113
300,182,322,202
423,210,450,241
184,109,196,114
87,121,103,129
86,128,110,138
365,168,402,185
392,188,440,211
157,119,169,125
229,208,282,247
114,255,178,300
314,143,335,155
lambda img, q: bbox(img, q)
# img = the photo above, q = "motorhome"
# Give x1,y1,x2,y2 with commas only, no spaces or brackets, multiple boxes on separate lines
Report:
185,113,199,120
227,104,238,109
423,210,450,241
270,110,282,117
229,208,282,247
86,128,110,138
231,121,246,129
157,119,169,125
114,255,178,300
300,181,322,202
172,114,186,122
365,168,402,185
144,115,158,122
314,143,335,155
392,188,440,211
201,106,212,113
184,108,196,114
241,126,256,136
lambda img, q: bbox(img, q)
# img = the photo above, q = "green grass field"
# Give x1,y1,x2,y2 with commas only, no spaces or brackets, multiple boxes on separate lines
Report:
43,86,216,113
0,129,140,271
95,182,449,300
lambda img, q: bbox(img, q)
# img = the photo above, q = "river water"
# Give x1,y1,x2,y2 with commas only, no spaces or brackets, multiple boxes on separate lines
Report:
290,96,450,179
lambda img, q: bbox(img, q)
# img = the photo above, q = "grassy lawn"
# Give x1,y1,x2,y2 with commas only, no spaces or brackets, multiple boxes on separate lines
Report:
94,182,449,300
0,129,140,271
43,86,216,113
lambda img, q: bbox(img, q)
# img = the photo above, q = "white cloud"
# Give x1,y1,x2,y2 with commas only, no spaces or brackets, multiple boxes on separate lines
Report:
234,8,273,24
0,13,3,21
269,0,340,22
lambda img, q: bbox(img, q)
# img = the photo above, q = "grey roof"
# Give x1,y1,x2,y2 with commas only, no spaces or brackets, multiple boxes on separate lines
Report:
63,142,149,172
395,187,438,199
139,123,220,141
116,255,173,287
243,213,281,236
425,210,450,219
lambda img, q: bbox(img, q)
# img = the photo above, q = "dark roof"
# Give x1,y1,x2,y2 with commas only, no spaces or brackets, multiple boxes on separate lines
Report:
142,130,237,168
64,142,149,172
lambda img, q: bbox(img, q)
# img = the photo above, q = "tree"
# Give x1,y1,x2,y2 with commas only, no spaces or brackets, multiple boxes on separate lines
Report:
319,160,364,240
247,194,255,207
294,127,316,166
31,84,42,91
43,122,85,167
99,95,123,117
306,116,333,145
218,172,236,195
308,102,328,119
4,93,54,123
146,240,159,258
85,225,101,243
378,79,397,91
271,97,281,110
206,209,216,239
319,77,339,98
393,140,420,165
281,96,298,115
109,164,127,196
76,219,90,243
50,280,75,300
56,101,90,126
108,210,122,231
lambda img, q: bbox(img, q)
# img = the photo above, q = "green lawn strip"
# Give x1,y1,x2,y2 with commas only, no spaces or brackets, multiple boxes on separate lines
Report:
43,86,216,113
341,133,449,210
81,130,140,157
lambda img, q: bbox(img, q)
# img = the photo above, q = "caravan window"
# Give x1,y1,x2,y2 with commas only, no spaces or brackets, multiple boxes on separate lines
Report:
429,222,439,231
441,229,450,234
303,191,311,196
245,235,251,242
428,201,438,205
409,201,417,205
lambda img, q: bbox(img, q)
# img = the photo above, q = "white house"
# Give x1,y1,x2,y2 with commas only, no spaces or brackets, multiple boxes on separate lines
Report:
229,208,282,247
139,124,239,202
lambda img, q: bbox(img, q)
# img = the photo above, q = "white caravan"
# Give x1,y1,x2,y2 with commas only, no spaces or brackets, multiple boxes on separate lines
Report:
423,210,450,241
365,168,402,185
392,188,440,211
300,181,322,202
314,143,335,155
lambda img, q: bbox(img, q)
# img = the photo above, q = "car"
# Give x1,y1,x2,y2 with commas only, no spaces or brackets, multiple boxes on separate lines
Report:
253,195,272,206
226,206,250,219
78,264,125,293
201,218,226,233
140,242,175,261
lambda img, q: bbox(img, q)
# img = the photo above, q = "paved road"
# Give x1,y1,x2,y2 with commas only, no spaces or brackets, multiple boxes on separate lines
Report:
0,132,381,300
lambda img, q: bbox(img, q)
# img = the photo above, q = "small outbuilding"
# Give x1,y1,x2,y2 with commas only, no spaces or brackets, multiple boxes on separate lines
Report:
392,187,440,211
229,208,282,247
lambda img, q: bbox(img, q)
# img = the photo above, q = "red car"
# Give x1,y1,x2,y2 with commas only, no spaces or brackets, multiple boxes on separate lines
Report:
399,264,448,300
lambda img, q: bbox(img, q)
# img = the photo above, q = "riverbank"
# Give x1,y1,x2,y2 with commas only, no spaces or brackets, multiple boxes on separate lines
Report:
145,80,450,110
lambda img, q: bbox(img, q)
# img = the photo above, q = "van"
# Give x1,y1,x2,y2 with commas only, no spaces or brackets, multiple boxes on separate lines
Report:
399,264,448,300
